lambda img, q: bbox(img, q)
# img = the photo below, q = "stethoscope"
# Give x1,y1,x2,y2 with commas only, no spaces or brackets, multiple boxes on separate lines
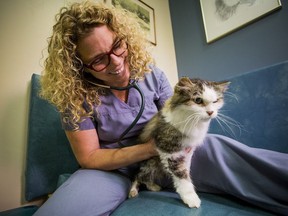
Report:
83,72,145,147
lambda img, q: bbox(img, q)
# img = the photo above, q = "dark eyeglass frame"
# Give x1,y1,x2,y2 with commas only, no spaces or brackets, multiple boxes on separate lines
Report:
83,39,127,72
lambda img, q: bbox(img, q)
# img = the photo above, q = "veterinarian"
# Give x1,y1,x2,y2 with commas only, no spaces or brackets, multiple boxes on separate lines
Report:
34,1,287,215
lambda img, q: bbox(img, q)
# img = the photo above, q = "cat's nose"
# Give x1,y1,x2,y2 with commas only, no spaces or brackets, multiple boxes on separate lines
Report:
207,111,214,116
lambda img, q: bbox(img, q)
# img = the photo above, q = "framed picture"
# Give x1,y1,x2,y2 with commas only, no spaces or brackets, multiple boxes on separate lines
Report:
200,0,282,43
105,0,156,45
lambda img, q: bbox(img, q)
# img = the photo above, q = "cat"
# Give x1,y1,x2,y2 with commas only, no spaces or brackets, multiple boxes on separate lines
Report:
129,77,230,208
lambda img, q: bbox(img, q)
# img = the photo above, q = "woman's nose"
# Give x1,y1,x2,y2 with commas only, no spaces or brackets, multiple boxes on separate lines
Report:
109,53,122,65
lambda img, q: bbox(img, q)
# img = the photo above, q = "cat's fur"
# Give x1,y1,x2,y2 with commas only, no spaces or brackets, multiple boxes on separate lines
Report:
129,77,230,208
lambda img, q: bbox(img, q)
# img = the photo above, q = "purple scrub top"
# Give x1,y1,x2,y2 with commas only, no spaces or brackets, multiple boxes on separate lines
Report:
62,65,173,149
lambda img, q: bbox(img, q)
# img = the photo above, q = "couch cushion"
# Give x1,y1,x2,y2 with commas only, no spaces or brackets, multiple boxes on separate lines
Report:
56,174,275,216
111,191,274,216
0,206,38,216
25,74,79,201
209,61,288,153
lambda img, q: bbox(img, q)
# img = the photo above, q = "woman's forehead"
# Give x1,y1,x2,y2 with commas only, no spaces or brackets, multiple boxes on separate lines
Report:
77,25,115,62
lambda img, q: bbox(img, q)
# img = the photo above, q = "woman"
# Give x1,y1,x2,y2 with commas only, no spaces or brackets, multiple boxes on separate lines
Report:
34,1,287,215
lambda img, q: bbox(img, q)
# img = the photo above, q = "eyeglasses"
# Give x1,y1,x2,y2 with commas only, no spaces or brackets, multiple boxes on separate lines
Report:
83,39,128,72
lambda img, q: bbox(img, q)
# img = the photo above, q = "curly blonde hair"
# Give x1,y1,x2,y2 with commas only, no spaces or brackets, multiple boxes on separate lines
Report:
40,1,154,128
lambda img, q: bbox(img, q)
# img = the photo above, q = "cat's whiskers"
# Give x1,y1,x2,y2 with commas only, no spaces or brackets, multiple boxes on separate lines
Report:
181,113,197,126
225,91,239,103
215,113,244,138
170,112,199,137
182,113,202,136
171,110,197,126
172,118,191,126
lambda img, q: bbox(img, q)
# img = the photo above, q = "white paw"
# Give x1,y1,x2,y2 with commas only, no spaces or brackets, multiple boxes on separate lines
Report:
181,192,201,208
128,188,139,198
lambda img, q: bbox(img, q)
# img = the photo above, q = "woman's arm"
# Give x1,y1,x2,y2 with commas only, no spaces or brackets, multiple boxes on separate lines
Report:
65,129,157,170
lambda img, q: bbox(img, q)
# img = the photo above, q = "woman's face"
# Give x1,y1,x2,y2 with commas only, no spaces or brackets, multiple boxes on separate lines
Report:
77,25,130,87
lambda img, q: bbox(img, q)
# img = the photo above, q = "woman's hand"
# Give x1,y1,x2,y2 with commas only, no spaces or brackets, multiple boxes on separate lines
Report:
144,139,158,157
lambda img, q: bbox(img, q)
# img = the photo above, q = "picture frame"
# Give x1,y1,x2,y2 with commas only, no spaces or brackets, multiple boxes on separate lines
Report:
200,0,282,43
105,0,157,45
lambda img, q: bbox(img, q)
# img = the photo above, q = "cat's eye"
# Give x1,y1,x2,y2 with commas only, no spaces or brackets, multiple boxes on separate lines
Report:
194,97,203,104
213,99,219,103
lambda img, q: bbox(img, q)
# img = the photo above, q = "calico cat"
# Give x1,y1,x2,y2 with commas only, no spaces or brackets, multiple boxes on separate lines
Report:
129,77,230,208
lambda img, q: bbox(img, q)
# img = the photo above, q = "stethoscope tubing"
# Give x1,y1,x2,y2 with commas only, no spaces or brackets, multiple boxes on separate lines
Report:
117,81,145,147
84,76,145,147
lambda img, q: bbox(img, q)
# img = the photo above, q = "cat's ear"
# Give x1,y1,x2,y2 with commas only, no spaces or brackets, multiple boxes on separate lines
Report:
177,77,193,86
174,77,194,94
214,81,230,93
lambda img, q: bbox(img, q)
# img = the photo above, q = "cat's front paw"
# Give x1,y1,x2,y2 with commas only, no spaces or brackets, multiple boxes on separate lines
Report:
128,188,139,198
181,192,201,208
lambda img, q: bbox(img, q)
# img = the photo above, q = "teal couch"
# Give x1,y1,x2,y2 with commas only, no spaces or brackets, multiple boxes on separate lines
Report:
1,61,287,216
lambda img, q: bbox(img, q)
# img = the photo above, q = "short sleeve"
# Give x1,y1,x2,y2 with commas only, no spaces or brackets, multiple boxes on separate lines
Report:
150,65,173,109
60,113,96,131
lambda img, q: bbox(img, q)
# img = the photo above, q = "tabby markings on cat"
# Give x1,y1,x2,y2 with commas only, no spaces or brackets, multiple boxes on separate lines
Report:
129,77,230,208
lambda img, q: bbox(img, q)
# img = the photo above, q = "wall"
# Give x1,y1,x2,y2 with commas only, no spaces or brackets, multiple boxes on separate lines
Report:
0,0,177,211
169,0,288,80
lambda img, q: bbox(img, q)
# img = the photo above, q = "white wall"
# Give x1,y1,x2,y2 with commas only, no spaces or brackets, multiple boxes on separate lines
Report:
0,0,177,211
144,0,178,86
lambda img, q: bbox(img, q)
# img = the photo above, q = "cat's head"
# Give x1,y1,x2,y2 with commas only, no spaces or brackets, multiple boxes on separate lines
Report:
171,77,230,120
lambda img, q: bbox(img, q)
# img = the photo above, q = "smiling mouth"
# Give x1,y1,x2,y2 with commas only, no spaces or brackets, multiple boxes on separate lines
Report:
108,64,125,75
109,71,120,75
